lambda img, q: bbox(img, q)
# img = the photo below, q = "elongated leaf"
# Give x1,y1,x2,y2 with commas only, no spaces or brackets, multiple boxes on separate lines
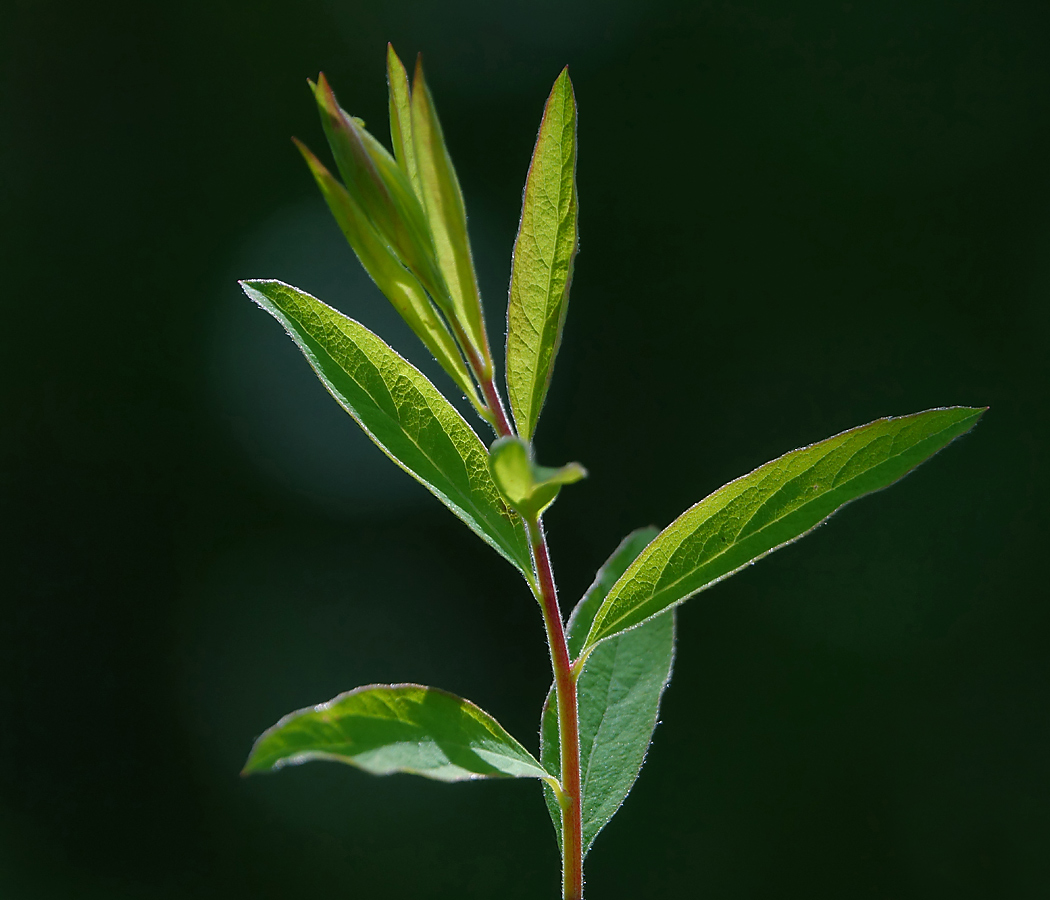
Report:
386,44,423,202
506,68,578,442
313,75,448,309
410,58,492,372
541,528,675,856
294,139,482,411
240,279,533,578
244,684,550,783
488,436,586,522
583,407,986,652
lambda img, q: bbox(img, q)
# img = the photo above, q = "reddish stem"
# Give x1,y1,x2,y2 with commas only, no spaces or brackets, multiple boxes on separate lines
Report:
455,311,580,894
479,375,515,438
528,518,584,900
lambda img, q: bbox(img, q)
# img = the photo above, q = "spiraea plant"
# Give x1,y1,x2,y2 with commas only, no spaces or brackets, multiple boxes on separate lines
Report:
240,45,985,900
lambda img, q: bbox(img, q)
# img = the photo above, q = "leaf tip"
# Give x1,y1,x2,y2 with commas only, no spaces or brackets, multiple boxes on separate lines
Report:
240,751,264,777
412,52,427,93
562,461,587,483
315,72,342,116
291,136,325,172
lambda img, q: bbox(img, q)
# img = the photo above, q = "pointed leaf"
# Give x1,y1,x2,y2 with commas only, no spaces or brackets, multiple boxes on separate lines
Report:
411,58,492,372
295,139,482,411
583,407,987,652
240,279,533,579
386,44,423,202
541,528,675,856
314,75,448,310
244,684,550,783
489,436,586,521
506,68,579,442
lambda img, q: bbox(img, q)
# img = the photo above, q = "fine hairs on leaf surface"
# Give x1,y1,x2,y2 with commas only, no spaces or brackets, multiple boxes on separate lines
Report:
239,44,986,900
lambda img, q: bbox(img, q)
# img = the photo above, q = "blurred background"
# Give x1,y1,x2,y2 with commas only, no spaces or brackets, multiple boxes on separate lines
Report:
3,1,1049,897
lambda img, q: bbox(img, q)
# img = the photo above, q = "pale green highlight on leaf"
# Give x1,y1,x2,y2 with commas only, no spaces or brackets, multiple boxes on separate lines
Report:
294,140,481,411
243,684,549,782
386,44,423,202
313,75,449,315
489,436,586,521
506,68,578,442
583,407,987,651
410,58,492,374
240,280,533,579
541,528,675,856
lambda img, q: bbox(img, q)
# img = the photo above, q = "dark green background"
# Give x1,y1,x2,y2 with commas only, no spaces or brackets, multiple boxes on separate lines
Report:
3,1,1048,897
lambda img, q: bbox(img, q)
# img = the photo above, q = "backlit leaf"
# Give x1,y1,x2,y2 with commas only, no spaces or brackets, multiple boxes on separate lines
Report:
386,44,423,202
240,279,533,579
506,68,578,442
294,139,481,411
244,684,550,783
411,58,492,373
313,75,449,313
582,407,987,652
541,528,675,856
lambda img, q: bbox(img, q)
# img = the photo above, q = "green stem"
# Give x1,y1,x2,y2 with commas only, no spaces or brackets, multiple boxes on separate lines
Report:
527,516,584,900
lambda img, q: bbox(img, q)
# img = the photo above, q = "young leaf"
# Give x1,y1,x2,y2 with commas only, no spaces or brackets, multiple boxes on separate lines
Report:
386,44,423,202
240,279,534,579
244,684,551,783
541,528,675,856
294,139,482,412
488,436,586,522
313,75,448,309
410,58,492,374
582,407,987,652
506,68,578,443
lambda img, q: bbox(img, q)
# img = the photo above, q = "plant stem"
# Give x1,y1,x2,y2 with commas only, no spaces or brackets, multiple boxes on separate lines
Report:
444,317,515,438
462,320,576,895
527,517,584,900
478,373,515,438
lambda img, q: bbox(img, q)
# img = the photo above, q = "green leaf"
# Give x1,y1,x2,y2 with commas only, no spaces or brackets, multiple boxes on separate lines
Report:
410,58,492,374
386,44,423,202
541,528,676,856
583,407,987,652
506,68,578,443
244,684,550,783
240,279,533,579
488,436,586,522
313,75,449,313
294,139,482,412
